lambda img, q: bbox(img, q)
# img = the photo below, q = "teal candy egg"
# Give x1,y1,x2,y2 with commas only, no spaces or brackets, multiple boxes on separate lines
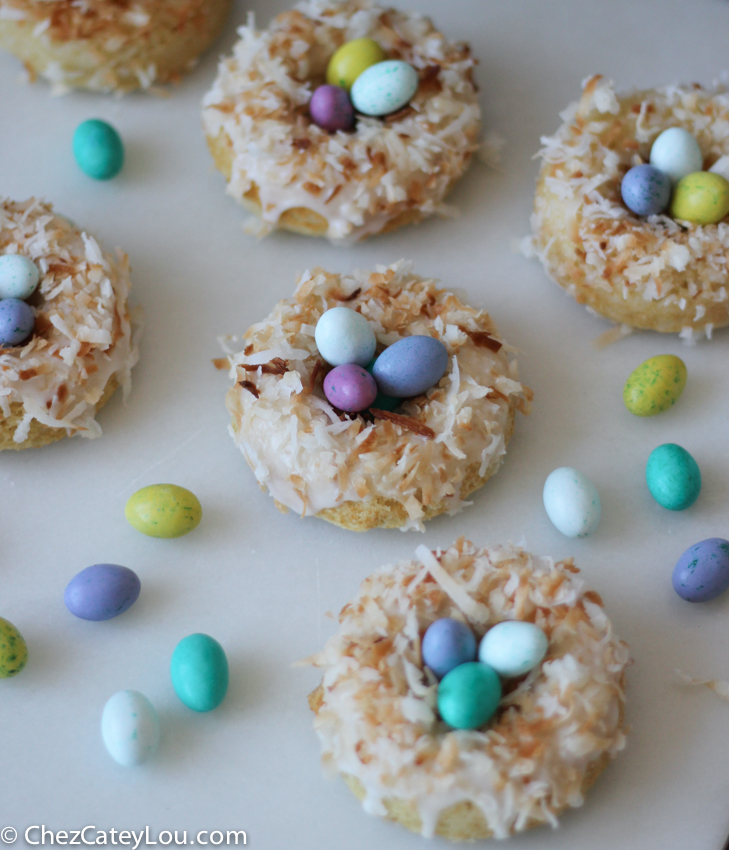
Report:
171,633,229,712
73,119,124,180
437,662,501,730
351,60,419,117
0,255,39,300
646,443,701,511
478,621,548,678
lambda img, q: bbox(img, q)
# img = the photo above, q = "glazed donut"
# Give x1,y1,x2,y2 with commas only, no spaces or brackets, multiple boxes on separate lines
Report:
0,0,232,94
307,540,630,840
528,75,729,337
0,198,137,450
202,0,480,242
223,262,531,532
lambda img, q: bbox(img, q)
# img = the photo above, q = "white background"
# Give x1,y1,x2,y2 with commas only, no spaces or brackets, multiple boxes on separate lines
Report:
2,1,729,848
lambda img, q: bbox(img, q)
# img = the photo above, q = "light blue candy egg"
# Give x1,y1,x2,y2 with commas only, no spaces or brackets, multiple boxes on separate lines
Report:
0,298,34,347
0,255,39,300
315,307,376,367
101,690,160,766
372,335,449,397
478,621,548,678
543,467,601,538
621,164,671,216
649,128,703,184
351,60,419,117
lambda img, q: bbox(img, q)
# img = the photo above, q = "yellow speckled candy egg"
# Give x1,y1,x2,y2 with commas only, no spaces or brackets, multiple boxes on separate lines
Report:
326,38,385,91
125,484,202,539
670,171,729,225
623,355,687,417
0,617,28,678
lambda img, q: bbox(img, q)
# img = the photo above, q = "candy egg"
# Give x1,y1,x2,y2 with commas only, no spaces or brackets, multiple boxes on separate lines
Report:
0,617,28,679
125,484,202,539
73,119,124,180
326,38,385,91
543,467,601,538
64,564,141,621
649,128,703,184
478,621,548,678
310,85,355,132
351,60,419,117
421,618,476,679
365,359,400,412
314,307,376,367
437,662,501,730
101,690,160,766
171,633,229,712
645,444,701,511
0,255,39,300
0,298,34,347
621,164,671,216
623,354,686,417
371,335,449,398
670,171,729,225
323,363,377,412
672,538,729,602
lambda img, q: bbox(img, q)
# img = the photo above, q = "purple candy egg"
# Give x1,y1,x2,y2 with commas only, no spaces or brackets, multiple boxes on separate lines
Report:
323,364,377,412
64,564,141,621
0,298,34,347
310,85,356,132
672,538,729,602
422,617,476,679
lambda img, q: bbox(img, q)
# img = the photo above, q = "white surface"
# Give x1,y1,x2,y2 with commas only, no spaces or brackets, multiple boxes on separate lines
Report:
2,1,729,848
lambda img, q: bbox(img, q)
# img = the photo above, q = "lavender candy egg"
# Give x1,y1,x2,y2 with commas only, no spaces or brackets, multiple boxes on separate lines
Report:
372,335,449,398
421,618,476,679
672,538,729,603
310,85,355,132
64,564,141,621
0,298,34,347
323,364,377,413
621,164,671,217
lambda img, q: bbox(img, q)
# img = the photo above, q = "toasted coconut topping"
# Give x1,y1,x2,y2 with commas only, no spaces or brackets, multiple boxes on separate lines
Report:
307,540,630,838
0,198,137,442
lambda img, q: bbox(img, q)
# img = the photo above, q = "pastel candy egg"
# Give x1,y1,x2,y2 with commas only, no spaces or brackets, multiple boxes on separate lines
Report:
101,690,160,766
125,484,202,539
323,363,377,412
670,171,729,225
672,538,729,602
371,335,449,398
646,443,701,511
310,85,355,132
315,307,376,367
0,298,34,347
623,354,686,417
326,38,385,91
543,467,601,538
0,617,28,679
421,618,476,680
621,164,671,216
73,119,124,180
351,60,419,117
478,621,548,678
649,128,703,184
437,662,502,730
0,255,39,300
171,633,229,712
64,564,141,621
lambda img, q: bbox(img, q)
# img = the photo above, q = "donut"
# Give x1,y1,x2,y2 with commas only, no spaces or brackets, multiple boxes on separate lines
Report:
202,0,480,242
307,539,630,839
222,262,531,532
528,74,729,337
0,198,138,450
0,0,232,94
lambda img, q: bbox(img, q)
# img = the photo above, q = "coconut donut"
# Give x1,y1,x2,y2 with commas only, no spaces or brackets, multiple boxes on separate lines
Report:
202,0,480,243
0,0,232,94
527,74,729,338
222,262,531,532
0,198,137,450
306,540,630,840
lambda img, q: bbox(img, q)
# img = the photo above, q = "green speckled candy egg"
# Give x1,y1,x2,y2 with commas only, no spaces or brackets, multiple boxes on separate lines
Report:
670,171,729,225
125,484,202,539
0,617,28,678
623,355,687,417
646,443,701,511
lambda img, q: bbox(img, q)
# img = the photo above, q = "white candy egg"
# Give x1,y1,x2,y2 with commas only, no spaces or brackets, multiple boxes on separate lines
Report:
649,128,703,184
478,621,548,678
314,307,376,367
0,254,40,300
543,467,601,538
101,690,160,766
351,60,419,117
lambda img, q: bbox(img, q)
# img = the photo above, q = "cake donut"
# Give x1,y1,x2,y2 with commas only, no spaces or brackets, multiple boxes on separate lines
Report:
0,0,232,94
528,75,729,337
0,198,137,450
222,262,531,532
202,0,480,242
307,540,630,840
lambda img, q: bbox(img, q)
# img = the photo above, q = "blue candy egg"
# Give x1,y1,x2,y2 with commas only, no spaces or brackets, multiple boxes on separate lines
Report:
672,538,729,602
64,564,141,621
0,254,40,300
621,164,671,216
0,298,34,346
351,60,419,117
315,307,376,367
372,335,449,398
478,621,548,678
73,119,124,180
421,617,476,679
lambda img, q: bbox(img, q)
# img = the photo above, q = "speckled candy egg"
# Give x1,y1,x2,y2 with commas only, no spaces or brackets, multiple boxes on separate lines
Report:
64,564,141,621
171,633,229,712
646,443,701,511
351,60,419,117
371,335,449,398
0,254,39,300
326,38,385,91
478,621,548,678
421,618,476,679
0,617,28,679
310,85,355,132
621,164,671,217
315,307,376,367
670,171,729,225
323,363,377,412
649,128,703,184
101,690,160,766
543,467,601,538
672,538,729,602
437,662,502,730
623,354,686,417
125,484,202,538
73,119,124,180
0,298,34,347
